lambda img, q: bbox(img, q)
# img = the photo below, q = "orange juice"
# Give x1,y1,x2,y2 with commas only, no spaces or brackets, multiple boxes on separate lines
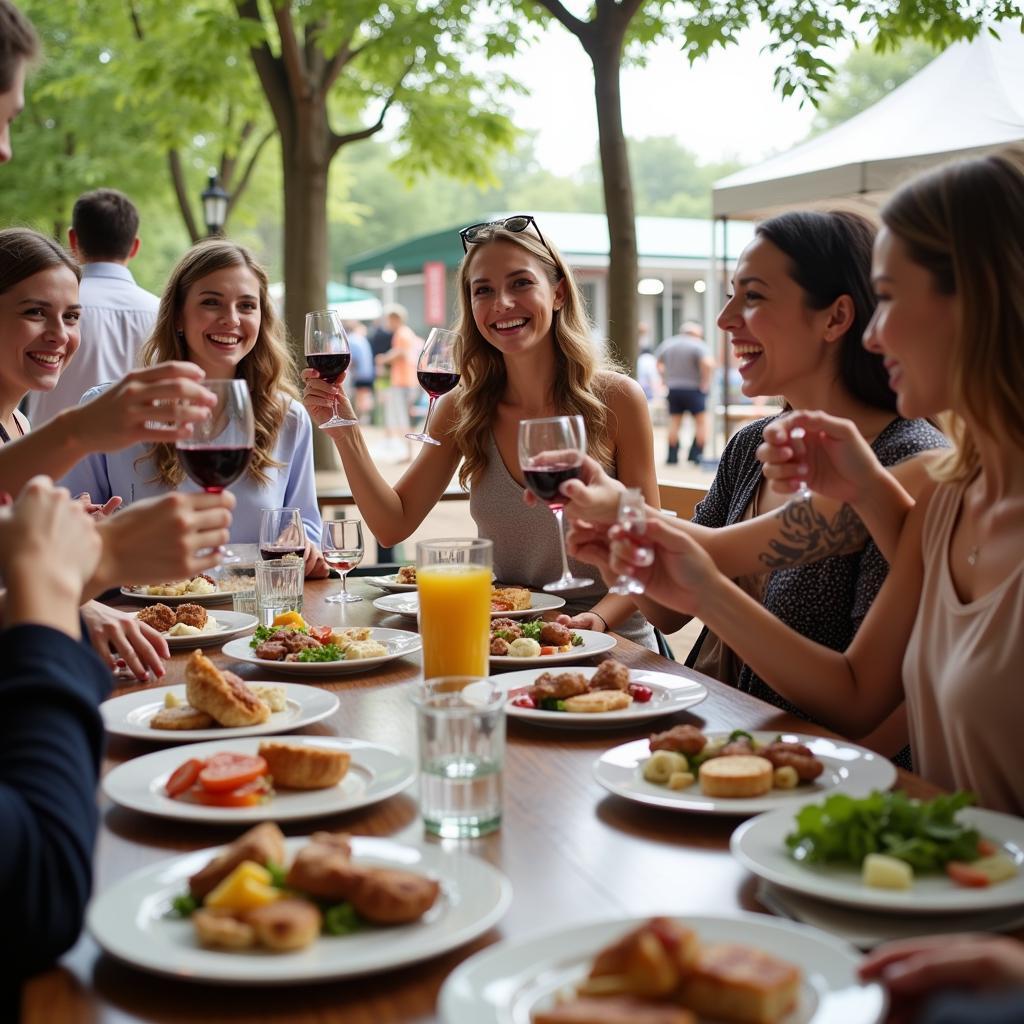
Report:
417,565,492,678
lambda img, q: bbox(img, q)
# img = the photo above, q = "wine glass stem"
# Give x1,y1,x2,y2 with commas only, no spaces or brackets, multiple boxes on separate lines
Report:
340,571,348,596
420,396,436,436
552,507,572,580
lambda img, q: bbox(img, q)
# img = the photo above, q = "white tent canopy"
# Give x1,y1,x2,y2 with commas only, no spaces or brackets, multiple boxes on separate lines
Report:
712,28,1024,220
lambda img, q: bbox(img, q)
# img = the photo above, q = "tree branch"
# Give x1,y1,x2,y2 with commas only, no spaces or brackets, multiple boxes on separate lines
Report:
126,0,145,41
235,0,293,132
322,38,356,95
272,1,309,99
167,148,201,242
226,128,275,217
328,66,410,156
532,0,591,42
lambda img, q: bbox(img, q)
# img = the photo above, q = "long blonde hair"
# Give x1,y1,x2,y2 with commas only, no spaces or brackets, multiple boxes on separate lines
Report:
451,222,618,489
138,239,297,487
881,146,1024,482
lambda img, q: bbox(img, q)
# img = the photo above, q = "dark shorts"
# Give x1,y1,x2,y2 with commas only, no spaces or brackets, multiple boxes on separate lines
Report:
667,387,706,415
354,378,375,389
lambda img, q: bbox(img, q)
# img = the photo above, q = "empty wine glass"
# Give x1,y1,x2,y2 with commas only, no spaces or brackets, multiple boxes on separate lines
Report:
787,426,813,503
322,519,364,603
306,309,357,428
608,488,648,595
407,327,461,446
259,507,306,561
518,415,594,592
176,379,254,561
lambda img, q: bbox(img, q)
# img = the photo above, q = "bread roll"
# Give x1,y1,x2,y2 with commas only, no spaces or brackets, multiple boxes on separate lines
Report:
259,741,351,790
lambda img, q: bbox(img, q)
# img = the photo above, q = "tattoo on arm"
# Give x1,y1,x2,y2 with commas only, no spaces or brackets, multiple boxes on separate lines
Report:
758,500,868,570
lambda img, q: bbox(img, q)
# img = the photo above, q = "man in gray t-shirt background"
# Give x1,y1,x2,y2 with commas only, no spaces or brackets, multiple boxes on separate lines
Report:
655,322,715,465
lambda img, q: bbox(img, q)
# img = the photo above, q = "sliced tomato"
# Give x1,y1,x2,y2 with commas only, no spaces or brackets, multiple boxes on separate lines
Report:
628,683,653,703
193,777,272,807
946,861,991,888
165,758,204,798
977,838,998,857
309,624,334,645
510,694,537,709
198,753,268,792
539,646,558,656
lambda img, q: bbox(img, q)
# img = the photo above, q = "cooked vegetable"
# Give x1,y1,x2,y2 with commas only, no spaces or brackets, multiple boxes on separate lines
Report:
294,643,344,663
166,758,204,798
728,729,755,744
539,698,567,712
643,750,689,784
323,902,362,935
862,853,914,890
198,753,268,793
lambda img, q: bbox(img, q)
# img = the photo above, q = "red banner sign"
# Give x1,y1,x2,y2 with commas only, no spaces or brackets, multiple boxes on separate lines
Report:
423,261,446,326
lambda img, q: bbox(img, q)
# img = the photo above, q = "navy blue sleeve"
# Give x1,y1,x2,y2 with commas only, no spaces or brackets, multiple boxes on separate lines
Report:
0,625,110,982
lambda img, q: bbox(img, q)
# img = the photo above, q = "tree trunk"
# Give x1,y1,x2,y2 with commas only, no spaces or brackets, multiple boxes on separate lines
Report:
591,39,638,373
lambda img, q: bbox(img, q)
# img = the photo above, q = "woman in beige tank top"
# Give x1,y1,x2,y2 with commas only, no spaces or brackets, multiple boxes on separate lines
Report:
591,147,1024,814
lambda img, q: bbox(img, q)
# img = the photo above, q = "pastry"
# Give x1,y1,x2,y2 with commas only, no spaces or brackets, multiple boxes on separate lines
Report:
258,741,351,790
185,651,269,727
189,822,286,900
150,705,215,731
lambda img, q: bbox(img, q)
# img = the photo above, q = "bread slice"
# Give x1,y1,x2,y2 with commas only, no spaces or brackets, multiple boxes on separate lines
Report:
150,705,215,731
699,755,773,798
563,690,633,713
677,942,801,1024
580,918,699,998
259,741,351,790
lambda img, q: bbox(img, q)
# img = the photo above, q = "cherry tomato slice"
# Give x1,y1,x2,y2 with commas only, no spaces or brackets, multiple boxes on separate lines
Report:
628,683,653,703
977,838,998,857
539,646,558,656
165,758,204,798
198,753,268,792
193,777,271,807
510,694,537,709
309,625,334,645
946,861,991,888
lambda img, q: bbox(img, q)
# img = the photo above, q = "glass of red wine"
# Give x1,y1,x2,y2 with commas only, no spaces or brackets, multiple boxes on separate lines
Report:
406,327,461,446
176,379,254,560
321,518,364,603
305,309,357,428
259,507,306,561
518,414,594,592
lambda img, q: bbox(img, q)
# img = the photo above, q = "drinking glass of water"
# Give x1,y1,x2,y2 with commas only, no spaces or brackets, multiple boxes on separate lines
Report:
412,677,505,839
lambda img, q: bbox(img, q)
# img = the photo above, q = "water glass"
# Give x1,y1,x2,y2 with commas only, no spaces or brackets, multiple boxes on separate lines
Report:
412,677,505,839
416,538,493,678
254,557,304,626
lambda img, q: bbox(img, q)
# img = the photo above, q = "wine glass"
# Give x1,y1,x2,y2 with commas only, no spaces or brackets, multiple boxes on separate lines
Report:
322,518,364,603
518,415,594,592
787,426,813,503
305,309,357,428
259,507,306,561
406,327,461,446
608,488,649,595
176,379,254,562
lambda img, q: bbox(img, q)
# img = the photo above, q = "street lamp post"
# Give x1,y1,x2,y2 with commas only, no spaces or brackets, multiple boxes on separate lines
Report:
201,173,229,237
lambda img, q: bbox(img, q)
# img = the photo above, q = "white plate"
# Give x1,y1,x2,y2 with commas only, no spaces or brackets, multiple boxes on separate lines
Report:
100,682,339,743
489,628,616,667
439,912,885,1024
102,736,415,824
595,732,897,814
363,573,418,593
152,610,258,650
495,666,707,728
372,591,566,620
221,627,422,676
88,835,513,985
731,805,1024,914
120,586,233,606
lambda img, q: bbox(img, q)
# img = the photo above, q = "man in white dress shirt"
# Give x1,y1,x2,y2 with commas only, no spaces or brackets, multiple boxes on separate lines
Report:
27,188,160,426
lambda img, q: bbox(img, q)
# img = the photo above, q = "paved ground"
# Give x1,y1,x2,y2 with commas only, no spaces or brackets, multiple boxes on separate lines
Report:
317,419,712,660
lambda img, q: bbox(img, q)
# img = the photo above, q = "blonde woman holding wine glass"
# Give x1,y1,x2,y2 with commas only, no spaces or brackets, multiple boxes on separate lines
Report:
302,214,660,648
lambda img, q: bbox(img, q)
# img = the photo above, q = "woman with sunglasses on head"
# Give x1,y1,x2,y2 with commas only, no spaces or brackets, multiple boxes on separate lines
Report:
601,147,1024,812
303,215,660,647
563,210,948,766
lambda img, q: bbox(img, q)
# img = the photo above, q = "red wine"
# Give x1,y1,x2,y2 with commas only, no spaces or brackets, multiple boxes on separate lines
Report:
523,463,581,509
306,352,351,383
178,446,252,492
325,558,359,572
260,546,305,560
417,370,460,398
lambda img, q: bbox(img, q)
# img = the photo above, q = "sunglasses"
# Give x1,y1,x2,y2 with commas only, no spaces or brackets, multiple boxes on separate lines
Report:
459,214,547,253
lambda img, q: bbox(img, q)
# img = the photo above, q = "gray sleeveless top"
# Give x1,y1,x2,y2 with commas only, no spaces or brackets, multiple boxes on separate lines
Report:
469,433,657,650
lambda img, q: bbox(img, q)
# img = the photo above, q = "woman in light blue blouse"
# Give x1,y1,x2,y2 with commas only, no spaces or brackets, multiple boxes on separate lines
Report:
62,240,326,576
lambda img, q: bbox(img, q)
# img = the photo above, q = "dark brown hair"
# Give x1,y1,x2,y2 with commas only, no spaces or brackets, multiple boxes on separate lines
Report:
72,189,140,261
0,0,39,92
0,228,80,294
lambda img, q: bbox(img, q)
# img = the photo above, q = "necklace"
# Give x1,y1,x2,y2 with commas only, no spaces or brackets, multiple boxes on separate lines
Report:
967,545,980,566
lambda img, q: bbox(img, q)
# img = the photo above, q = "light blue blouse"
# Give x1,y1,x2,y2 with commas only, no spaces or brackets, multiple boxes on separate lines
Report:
59,395,323,546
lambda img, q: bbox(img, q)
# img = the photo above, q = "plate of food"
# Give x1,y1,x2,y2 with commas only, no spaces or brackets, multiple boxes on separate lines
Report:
133,605,258,650
87,825,513,984
439,913,885,1024
489,627,615,667
100,653,339,743
222,623,422,676
495,662,707,728
372,588,566,620
120,574,236,605
594,730,898,816
102,736,415,824
731,792,1024,914
362,566,419,592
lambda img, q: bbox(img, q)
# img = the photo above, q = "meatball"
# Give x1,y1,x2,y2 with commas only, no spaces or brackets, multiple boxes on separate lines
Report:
539,622,572,647
530,671,589,701
490,618,522,641
175,603,208,629
762,741,825,781
649,724,707,756
490,637,511,656
590,659,630,691
137,603,176,633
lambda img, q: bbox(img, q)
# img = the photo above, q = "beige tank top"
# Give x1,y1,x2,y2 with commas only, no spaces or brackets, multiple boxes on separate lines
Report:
902,479,1024,814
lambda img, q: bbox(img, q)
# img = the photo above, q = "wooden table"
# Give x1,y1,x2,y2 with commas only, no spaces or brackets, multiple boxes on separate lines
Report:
22,579,939,1024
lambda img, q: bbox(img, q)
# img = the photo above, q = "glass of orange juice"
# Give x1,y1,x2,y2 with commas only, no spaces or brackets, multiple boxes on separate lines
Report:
416,538,493,678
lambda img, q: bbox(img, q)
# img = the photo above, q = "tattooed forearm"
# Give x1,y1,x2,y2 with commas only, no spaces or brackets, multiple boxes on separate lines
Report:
758,499,868,569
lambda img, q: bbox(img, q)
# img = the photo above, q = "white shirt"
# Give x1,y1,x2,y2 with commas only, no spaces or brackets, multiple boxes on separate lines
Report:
27,262,160,426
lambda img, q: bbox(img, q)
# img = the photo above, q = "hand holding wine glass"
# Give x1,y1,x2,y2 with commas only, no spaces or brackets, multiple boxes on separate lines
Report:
305,310,357,429
407,328,461,446
321,518,364,603
518,415,594,592
259,507,306,561
608,488,648,595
